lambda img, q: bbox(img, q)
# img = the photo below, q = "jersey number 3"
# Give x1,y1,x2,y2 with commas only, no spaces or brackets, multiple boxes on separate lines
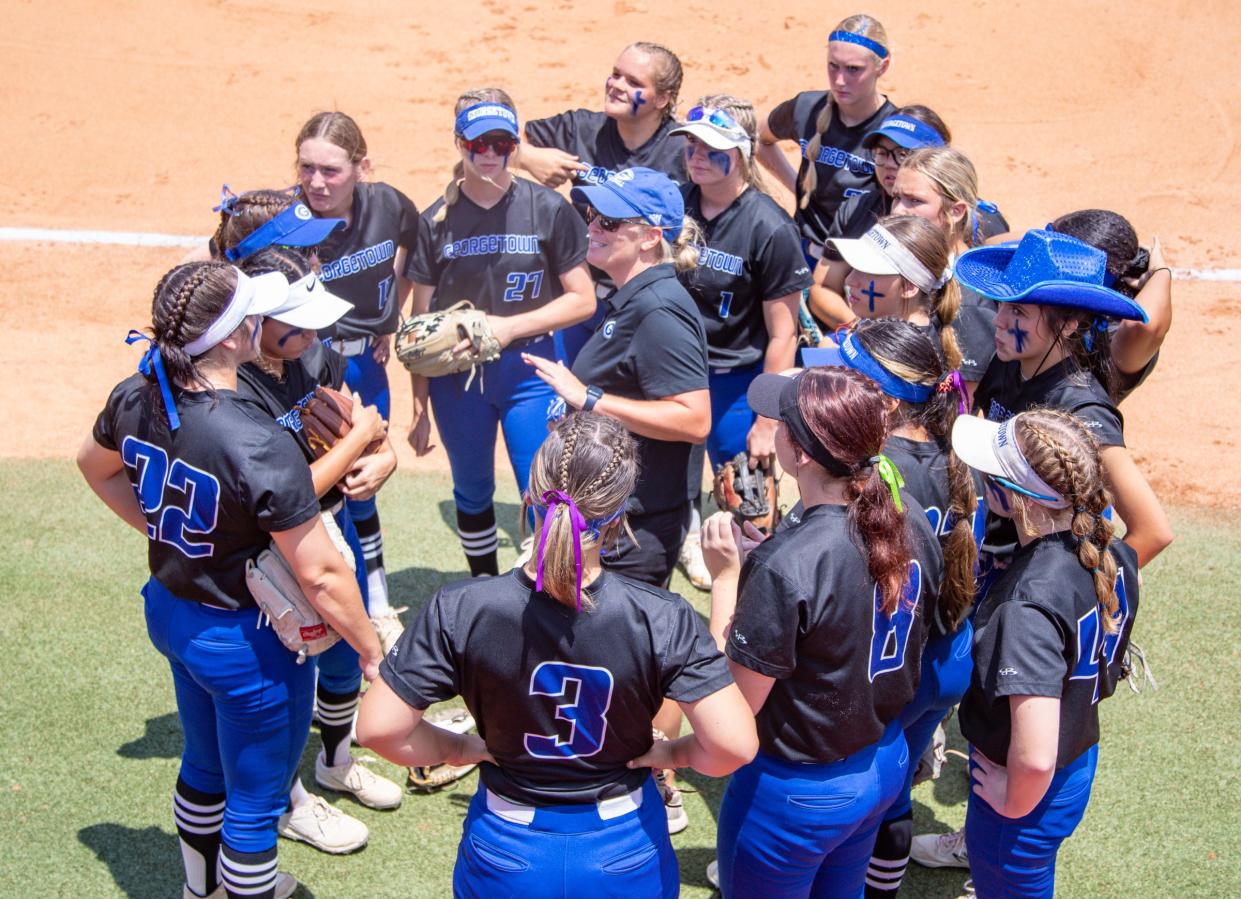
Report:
523,662,614,760
121,437,221,559
869,560,922,682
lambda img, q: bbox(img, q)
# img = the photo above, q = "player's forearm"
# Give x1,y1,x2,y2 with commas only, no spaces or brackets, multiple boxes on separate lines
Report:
310,427,373,497
763,332,799,374
504,289,595,340
593,393,710,443
807,282,854,329
410,373,430,416
1001,755,1056,819
376,722,467,768
755,141,798,194
708,573,740,651
88,470,150,535
303,566,382,662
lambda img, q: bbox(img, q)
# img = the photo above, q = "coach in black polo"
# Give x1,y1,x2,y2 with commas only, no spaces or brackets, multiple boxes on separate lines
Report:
524,167,710,587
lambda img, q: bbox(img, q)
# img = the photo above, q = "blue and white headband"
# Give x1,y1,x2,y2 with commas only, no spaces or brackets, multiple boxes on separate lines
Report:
838,330,934,404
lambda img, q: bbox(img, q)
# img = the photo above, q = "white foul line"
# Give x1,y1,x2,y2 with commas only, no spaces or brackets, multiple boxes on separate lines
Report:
0,227,1238,281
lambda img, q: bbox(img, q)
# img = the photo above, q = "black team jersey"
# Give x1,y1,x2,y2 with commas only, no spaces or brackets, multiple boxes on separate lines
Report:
766,91,896,247
92,374,320,609
406,178,589,316
726,498,943,762
954,287,1000,383
236,341,349,510
379,567,732,805
315,183,419,340
679,184,813,369
974,359,1125,553
960,534,1140,768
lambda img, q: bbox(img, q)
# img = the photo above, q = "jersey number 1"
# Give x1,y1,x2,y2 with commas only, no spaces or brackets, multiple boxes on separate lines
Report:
121,437,221,559
523,662,614,760
868,560,922,682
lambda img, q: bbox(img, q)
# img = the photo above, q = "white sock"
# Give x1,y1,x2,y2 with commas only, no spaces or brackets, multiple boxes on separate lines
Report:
289,777,311,808
367,568,391,616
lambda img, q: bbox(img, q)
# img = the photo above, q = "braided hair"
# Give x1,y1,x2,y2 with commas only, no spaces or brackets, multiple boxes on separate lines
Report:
872,215,962,370
148,261,240,407
1013,410,1120,630
626,42,684,123
209,189,296,259
526,413,638,610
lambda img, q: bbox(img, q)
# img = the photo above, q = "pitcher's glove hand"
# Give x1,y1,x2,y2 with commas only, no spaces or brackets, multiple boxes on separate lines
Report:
713,452,782,533
395,301,502,378
299,386,383,459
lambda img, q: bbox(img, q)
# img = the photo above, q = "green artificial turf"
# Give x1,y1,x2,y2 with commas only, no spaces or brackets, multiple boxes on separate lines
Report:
0,460,1235,897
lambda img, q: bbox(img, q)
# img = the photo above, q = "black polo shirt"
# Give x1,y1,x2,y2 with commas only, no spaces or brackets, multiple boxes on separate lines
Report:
571,264,709,516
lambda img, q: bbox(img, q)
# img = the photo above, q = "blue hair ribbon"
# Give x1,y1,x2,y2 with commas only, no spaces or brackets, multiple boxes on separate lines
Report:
126,330,180,431
213,184,240,215
1082,317,1110,352
839,331,935,403
828,30,889,59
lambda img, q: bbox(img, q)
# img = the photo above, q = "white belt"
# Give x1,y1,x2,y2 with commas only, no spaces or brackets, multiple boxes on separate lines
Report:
333,336,371,357
324,499,345,515
484,785,643,825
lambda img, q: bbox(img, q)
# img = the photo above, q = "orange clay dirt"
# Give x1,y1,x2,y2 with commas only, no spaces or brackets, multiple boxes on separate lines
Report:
3,0,1238,509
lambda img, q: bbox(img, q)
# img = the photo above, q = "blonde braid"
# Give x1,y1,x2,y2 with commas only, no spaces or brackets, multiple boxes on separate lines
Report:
798,103,834,211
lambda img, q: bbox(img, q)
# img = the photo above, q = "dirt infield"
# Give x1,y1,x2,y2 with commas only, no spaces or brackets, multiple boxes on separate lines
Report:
5,0,1239,507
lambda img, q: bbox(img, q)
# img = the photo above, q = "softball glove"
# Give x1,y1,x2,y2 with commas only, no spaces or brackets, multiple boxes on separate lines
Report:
299,386,383,459
713,452,782,533
395,301,502,383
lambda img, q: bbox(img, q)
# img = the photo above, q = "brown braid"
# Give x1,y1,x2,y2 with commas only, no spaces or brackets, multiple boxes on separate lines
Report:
148,262,238,404
1015,411,1120,630
210,189,296,259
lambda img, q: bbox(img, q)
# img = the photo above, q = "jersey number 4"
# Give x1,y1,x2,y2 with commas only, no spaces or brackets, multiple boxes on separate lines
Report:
868,560,923,682
121,437,220,559
523,662,614,760
1071,569,1131,704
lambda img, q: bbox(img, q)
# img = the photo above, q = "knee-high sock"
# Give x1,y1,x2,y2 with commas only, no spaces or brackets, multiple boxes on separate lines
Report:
352,510,390,615
457,506,499,576
316,684,360,768
220,844,277,899
865,811,912,896
174,777,224,898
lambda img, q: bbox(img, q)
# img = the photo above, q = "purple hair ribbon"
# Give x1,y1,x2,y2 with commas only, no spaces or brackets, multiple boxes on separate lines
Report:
126,330,180,430
942,369,969,415
535,489,587,611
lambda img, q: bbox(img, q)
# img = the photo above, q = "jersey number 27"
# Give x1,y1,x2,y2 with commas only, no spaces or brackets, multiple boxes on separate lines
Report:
523,662,614,760
121,437,220,559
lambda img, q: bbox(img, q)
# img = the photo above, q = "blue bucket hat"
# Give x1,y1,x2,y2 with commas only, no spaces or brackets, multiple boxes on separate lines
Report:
455,102,519,139
570,166,685,241
953,229,1148,322
224,202,345,262
863,114,946,150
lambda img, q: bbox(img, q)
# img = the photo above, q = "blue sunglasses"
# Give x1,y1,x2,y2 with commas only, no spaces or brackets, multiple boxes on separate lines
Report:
985,473,1059,504
686,106,741,131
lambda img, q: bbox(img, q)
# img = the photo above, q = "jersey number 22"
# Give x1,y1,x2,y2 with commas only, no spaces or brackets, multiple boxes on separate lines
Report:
122,437,220,559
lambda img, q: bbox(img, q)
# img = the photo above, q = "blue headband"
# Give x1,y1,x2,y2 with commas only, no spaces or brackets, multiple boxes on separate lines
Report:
126,330,181,430
828,30,889,59
531,502,624,543
839,331,934,403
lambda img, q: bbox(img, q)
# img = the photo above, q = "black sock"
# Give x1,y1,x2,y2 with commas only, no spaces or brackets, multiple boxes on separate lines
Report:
353,509,385,577
457,506,499,576
316,684,360,767
174,778,224,898
865,811,912,897
221,844,278,899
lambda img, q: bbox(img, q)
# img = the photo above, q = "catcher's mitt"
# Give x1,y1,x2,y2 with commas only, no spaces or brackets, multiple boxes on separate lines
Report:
406,707,481,793
713,452,782,532
395,301,502,385
299,386,384,459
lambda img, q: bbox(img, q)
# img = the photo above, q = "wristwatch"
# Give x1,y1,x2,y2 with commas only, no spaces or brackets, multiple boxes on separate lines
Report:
582,385,604,412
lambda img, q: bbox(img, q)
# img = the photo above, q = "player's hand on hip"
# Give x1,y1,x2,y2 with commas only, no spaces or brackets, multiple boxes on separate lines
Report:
746,415,778,467
360,655,382,683
970,749,1011,816
522,353,588,409
448,733,496,767
627,736,686,772
702,511,743,579
407,410,436,457
371,333,392,365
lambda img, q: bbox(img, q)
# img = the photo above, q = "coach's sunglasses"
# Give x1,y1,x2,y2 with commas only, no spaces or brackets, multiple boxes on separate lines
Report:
460,133,519,157
585,206,647,232
686,105,742,131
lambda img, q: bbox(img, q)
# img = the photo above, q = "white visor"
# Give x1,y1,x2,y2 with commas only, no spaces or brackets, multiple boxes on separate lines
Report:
668,120,752,156
266,273,355,330
828,225,945,294
951,415,1071,509
184,269,288,357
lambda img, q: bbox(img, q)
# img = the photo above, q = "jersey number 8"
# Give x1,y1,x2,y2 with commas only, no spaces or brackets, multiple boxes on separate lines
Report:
122,437,221,559
869,560,923,682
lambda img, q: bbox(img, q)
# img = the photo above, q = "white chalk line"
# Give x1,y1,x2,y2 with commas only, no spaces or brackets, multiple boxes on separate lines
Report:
1,226,1239,282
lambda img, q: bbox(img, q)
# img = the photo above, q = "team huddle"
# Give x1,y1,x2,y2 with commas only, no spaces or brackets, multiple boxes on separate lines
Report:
77,12,1175,899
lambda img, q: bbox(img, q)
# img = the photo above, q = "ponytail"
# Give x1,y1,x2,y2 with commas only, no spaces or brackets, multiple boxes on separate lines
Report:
662,215,703,273
847,463,912,615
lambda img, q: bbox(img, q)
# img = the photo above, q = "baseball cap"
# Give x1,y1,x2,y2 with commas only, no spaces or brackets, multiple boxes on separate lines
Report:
746,371,853,476
827,223,947,293
951,415,1070,509
184,269,289,356
669,106,751,155
455,102,520,140
570,167,685,240
225,202,346,262
265,273,354,330
953,229,1148,321
863,114,946,150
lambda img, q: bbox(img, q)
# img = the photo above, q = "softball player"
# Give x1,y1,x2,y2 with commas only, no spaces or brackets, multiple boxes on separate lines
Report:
701,366,943,898
669,93,810,589
959,228,1174,568
757,14,895,266
405,89,594,577
185,187,346,264
356,413,757,899
1049,209,1173,402
296,111,420,650
949,409,1141,898
521,40,688,363
77,261,382,899
237,248,402,853
524,166,711,589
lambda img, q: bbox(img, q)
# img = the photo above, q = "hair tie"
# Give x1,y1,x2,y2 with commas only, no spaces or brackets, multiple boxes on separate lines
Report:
936,370,969,415
212,184,240,216
869,454,905,512
125,330,180,431
534,489,588,611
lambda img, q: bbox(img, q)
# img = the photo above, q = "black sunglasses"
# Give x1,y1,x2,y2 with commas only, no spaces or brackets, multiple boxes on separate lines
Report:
585,206,646,232
461,133,519,157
